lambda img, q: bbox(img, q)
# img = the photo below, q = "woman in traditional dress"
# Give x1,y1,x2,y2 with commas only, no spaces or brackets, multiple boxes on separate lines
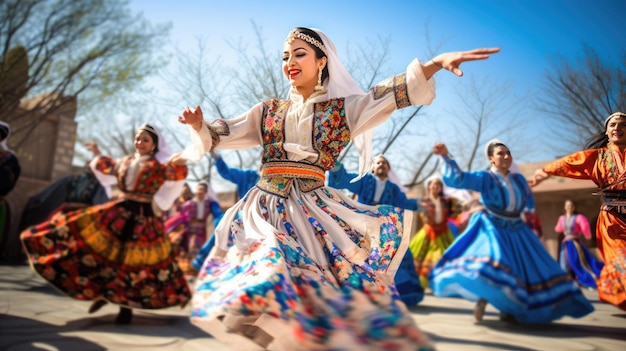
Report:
430,140,593,324
531,111,626,311
0,121,21,258
21,124,192,324
178,27,499,350
554,199,604,288
409,176,464,288
165,181,223,276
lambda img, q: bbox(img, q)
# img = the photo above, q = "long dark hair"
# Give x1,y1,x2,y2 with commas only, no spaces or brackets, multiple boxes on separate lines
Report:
584,131,607,149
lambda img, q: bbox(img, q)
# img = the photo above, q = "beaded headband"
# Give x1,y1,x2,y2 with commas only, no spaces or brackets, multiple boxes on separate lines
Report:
285,29,328,56
604,112,626,129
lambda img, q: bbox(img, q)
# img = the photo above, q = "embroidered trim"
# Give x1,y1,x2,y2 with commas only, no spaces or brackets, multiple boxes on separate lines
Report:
371,72,412,108
261,161,325,182
312,98,350,170
208,119,230,151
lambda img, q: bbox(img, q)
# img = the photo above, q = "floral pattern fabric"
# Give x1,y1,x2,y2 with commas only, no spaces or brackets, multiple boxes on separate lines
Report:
21,155,191,309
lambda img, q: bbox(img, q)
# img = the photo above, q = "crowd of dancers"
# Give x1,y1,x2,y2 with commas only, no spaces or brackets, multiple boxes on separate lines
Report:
2,26,625,351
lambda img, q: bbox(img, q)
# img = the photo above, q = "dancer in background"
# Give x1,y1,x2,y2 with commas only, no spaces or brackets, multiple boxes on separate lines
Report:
430,140,593,323
165,181,223,276
190,152,260,271
0,121,21,259
328,155,424,306
178,26,499,350
554,199,604,289
531,111,626,311
409,175,466,289
21,124,192,324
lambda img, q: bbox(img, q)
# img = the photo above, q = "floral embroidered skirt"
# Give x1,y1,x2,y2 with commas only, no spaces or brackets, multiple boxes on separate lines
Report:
191,186,434,351
430,212,594,323
20,199,191,309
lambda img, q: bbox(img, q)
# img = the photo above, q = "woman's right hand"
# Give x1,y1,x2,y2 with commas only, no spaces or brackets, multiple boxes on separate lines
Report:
85,142,100,156
433,143,448,157
178,105,205,131
529,169,550,187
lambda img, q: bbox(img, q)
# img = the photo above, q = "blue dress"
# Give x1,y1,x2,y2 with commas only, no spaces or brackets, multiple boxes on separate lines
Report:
328,163,424,306
429,156,594,323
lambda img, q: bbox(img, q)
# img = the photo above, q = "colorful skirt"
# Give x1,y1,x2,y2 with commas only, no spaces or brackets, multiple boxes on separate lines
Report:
596,209,626,311
409,224,456,288
191,186,434,351
430,211,594,323
560,238,604,288
20,199,191,309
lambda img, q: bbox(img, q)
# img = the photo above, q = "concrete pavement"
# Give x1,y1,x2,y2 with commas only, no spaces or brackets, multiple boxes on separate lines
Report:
1,263,625,351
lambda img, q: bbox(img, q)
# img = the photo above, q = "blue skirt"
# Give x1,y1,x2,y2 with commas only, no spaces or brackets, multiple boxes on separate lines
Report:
560,239,604,288
394,251,424,306
429,212,594,323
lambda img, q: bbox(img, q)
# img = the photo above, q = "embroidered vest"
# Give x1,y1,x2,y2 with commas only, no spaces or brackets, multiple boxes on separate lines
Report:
256,98,350,198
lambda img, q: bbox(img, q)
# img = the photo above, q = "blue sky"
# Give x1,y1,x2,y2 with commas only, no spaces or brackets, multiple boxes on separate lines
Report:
126,0,624,170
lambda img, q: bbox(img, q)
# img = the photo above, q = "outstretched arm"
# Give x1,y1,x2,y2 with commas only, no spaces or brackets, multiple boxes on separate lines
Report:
423,47,501,79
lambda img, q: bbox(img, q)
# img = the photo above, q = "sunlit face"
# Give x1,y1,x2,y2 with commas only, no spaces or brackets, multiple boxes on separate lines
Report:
488,145,512,173
196,184,208,200
371,156,390,178
605,116,626,147
564,200,575,213
282,38,326,93
428,179,443,197
134,130,155,156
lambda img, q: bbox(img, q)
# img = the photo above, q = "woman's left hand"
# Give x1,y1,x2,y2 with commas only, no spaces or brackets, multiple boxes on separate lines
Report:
432,47,501,77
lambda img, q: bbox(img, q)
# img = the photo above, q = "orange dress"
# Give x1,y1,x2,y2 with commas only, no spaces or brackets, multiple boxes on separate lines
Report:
543,144,626,311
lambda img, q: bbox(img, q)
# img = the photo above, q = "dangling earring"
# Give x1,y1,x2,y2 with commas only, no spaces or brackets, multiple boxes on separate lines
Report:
314,67,323,91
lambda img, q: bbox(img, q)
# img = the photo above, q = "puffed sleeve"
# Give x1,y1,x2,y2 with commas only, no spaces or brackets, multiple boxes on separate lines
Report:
181,102,265,162
542,149,599,182
441,156,486,193
344,58,436,138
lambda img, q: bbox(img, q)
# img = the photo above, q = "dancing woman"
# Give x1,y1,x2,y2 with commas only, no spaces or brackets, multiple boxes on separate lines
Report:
178,27,499,350
430,140,593,323
531,111,626,311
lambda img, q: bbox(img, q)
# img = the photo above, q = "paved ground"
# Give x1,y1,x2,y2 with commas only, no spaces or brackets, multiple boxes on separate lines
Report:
1,263,625,351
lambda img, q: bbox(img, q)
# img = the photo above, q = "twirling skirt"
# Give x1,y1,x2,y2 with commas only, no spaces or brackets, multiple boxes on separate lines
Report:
409,224,456,288
20,199,191,309
191,185,434,351
430,211,594,323
560,238,604,288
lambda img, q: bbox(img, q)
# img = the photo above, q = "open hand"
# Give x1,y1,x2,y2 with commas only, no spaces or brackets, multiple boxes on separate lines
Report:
433,47,500,77
528,169,549,187
178,105,205,131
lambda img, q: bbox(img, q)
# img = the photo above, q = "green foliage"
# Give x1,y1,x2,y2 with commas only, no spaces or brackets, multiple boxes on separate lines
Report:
0,0,171,139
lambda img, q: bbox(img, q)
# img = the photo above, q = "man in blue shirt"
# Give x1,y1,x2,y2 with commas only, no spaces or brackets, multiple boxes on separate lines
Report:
328,155,423,306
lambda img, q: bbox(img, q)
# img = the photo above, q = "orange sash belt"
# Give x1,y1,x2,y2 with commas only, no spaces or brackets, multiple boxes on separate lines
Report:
261,161,325,182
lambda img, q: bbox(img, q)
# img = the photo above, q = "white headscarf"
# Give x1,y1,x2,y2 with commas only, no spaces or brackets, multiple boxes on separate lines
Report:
425,174,473,205
484,138,520,174
0,121,14,154
310,29,373,181
373,154,407,193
